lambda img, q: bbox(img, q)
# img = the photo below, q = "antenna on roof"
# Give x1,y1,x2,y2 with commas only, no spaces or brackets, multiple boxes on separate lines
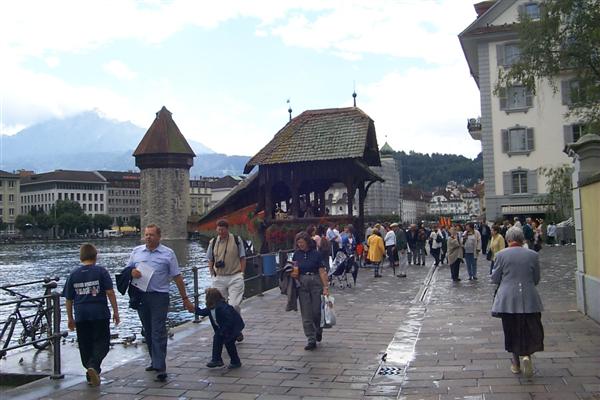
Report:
287,99,292,121
352,81,357,107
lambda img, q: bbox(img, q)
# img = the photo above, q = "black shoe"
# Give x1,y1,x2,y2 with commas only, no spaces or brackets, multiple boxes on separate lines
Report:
473,276,478,280
154,373,168,382
145,365,158,372
227,362,242,369
304,342,317,351
397,274,407,278
236,333,244,342
206,360,225,368
316,331,322,342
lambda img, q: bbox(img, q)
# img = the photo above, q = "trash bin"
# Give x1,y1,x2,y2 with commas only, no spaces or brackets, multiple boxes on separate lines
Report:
262,254,277,276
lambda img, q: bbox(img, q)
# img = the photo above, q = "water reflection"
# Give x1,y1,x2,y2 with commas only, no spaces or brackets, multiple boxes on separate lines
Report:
0,238,212,341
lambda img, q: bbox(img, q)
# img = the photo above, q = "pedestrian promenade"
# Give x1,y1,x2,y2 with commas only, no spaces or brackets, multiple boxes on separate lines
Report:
9,246,600,400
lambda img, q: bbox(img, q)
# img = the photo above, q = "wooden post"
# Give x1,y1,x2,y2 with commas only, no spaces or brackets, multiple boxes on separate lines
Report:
346,180,354,217
358,182,366,241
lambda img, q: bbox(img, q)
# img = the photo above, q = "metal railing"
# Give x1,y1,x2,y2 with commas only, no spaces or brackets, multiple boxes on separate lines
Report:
0,292,68,379
190,249,293,323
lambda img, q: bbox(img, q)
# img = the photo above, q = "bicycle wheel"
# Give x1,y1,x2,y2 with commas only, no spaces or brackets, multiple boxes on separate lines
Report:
1,316,17,350
28,308,53,350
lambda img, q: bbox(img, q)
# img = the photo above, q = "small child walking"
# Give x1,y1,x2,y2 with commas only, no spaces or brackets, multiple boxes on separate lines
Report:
63,243,120,386
196,288,244,369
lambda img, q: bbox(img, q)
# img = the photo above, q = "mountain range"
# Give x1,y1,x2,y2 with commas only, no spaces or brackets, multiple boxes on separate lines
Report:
0,111,251,177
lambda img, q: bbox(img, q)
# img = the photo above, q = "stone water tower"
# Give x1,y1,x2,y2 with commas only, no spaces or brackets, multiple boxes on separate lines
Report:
133,106,195,240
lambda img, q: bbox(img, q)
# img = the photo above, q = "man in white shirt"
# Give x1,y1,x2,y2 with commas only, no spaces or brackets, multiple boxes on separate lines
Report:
429,225,443,266
384,224,397,273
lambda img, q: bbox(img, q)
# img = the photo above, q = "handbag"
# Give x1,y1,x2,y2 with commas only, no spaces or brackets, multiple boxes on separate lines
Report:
486,249,493,261
491,285,501,318
320,295,336,328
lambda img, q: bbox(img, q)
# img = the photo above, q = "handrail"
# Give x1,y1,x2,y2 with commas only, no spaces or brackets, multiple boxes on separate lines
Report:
0,292,67,379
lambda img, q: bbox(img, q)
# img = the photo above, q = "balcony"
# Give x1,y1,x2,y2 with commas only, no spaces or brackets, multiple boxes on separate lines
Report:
467,117,482,141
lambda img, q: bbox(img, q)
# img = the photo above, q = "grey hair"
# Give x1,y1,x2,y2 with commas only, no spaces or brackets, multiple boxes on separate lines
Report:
505,226,524,244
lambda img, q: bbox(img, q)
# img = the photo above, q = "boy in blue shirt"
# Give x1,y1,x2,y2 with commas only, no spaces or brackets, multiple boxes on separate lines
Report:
63,243,120,386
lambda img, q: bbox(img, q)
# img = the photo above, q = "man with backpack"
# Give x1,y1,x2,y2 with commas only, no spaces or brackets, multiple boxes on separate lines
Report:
207,219,246,342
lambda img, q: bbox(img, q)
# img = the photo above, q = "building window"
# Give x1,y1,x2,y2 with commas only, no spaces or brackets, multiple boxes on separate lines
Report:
100,204,104,212
77,193,80,201
9,194,14,202
94,204,98,212
497,43,521,67
561,79,582,106
83,193,86,201
520,2,540,20
9,208,14,216
0,208,2,215
499,85,533,112
95,194,98,201
502,127,534,155
8,181,15,188
512,172,528,194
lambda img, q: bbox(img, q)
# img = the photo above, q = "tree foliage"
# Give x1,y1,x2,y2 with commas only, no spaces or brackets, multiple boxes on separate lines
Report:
129,215,141,231
15,214,35,232
538,164,574,222
497,0,600,131
93,214,113,231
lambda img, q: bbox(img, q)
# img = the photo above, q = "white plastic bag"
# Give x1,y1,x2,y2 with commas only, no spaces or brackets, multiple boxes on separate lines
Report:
320,295,336,328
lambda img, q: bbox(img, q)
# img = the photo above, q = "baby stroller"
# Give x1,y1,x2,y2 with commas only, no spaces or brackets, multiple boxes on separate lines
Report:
329,249,358,288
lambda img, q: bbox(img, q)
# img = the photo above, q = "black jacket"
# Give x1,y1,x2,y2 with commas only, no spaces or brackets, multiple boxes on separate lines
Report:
196,300,245,342
115,266,142,310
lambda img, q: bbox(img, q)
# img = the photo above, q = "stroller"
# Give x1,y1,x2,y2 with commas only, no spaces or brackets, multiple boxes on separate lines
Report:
329,249,358,288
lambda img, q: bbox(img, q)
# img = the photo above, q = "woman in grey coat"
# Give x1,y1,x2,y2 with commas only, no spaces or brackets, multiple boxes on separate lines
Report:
491,227,544,378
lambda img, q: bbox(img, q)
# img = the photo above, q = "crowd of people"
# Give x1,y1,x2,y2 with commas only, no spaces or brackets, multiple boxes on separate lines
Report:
61,216,549,386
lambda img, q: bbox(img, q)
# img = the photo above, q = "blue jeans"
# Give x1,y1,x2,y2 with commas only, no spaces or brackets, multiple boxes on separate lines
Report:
138,292,170,372
465,253,477,278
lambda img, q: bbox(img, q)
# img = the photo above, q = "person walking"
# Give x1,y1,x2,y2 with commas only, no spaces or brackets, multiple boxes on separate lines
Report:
479,220,491,260
406,224,418,265
367,229,386,277
462,222,481,280
63,244,120,387
207,220,247,341
292,232,329,350
488,225,506,275
546,221,557,246
326,223,342,258
392,223,408,278
523,218,534,249
532,220,543,252
429,225,443,267
127,224,194,382
196,288,245,369
384,224,397,273
439,226,449,264
416,226,427,266
491,227,544,378
447,228,463,281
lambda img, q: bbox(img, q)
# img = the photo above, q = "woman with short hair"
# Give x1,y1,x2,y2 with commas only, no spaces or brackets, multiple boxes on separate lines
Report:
488,225,506,275
492,227,544,378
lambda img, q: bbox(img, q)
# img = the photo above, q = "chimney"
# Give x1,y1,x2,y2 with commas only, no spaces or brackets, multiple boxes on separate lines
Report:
474,1,496,17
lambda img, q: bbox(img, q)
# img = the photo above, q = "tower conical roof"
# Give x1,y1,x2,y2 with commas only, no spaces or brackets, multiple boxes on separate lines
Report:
133,106,195,156
380,141,395,155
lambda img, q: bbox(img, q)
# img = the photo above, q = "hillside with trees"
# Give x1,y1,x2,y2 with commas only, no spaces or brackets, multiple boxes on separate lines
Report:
394,151,483,190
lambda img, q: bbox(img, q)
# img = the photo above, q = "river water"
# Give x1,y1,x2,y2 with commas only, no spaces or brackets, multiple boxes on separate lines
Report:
0,238,213,342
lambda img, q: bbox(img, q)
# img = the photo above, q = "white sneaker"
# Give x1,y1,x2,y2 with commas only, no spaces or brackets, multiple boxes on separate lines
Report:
87,367,100,386
522,356,533,378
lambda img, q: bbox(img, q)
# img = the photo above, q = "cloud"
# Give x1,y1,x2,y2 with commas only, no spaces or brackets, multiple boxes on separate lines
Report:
358,62,481,158
103,60,137,80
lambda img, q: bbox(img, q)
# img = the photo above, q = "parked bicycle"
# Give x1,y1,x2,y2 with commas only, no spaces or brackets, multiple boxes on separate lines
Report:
0,277,59,351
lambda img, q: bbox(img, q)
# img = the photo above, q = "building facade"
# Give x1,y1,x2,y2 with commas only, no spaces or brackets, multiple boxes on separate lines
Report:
460,0,575,221
0,170,20,234
97,171,140,225
401,186,430,224
20,170,108,216
190,177,216,216
364,143,401,216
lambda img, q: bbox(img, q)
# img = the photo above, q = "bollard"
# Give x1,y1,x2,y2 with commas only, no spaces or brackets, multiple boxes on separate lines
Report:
192,267,200,323
257,256,264,296
50,292,64,379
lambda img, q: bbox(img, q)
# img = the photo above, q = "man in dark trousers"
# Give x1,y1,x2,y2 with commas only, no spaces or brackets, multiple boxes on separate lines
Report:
479,219,491,255
127,224,194,382
63,244,120,387
406,224,418,265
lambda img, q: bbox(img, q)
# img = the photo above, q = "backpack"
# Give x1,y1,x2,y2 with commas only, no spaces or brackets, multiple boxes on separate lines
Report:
210,234,242,262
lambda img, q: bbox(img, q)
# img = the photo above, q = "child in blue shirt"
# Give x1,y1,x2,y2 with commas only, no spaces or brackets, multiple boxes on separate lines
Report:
63,243,119,386
195,288,244,369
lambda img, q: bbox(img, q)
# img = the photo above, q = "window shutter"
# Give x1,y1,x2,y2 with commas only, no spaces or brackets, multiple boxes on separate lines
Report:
527,169,538,194
503,172,512,195
499,87,507,110
526,128,534,151
502,129,509,153
563,125,574,145
496,44,505,66
561,80,571,105
525,88,533,107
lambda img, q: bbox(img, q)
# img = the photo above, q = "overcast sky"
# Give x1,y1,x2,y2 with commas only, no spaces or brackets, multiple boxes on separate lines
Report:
0,0,482,158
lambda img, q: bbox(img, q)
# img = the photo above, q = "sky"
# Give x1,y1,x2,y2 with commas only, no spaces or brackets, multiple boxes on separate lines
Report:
0,0,482,158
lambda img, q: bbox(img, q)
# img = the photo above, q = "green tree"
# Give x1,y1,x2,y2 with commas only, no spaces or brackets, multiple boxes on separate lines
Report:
537,165,574,222
129,215,141,231
57,213,79,234
496,0,600,131
77,214,93,232
15,214,35,232
116,216,124,232
0,218,8,232
35,212,55,232
52,199,84,218
93,214,113,232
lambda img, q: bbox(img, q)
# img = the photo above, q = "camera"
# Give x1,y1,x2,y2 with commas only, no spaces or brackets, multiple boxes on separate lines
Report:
215,260,225,269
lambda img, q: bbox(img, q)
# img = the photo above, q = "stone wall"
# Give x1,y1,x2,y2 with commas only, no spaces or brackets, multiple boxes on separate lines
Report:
140,168,191,240
364,156,401,216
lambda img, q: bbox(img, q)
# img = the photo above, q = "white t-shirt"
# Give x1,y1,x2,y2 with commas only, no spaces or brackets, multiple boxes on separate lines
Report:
430,231,442,249
384,230,396,246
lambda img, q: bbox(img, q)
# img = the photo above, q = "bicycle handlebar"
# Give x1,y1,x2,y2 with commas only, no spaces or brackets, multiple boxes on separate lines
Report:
0,276,59,290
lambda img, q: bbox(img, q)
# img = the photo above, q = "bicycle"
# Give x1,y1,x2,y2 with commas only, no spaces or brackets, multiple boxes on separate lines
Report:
0,277,59,351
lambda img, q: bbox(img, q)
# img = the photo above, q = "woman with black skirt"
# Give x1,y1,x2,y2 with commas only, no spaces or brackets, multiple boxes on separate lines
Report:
491,226,544,378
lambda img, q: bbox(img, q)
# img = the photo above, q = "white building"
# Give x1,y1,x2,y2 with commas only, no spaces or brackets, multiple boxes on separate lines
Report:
460,0,575,221
0,170,20,235
401,186,430,224
20,170,108,216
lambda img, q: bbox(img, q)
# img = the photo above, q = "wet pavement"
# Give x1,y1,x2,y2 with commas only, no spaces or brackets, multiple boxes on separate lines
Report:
4,245,599,400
